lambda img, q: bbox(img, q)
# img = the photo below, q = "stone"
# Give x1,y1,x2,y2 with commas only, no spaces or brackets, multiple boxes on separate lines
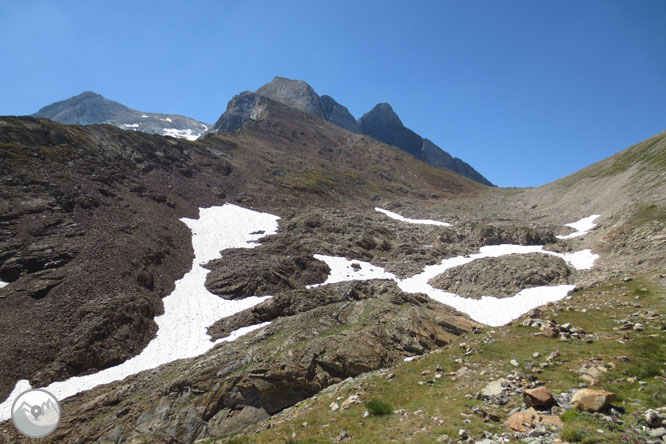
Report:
506,407,563,433
523,387,555,408
650,428,666,438
510,359,520,367
340,394,360,410
571,389,615,412
481,378,509,398
330,402,339,412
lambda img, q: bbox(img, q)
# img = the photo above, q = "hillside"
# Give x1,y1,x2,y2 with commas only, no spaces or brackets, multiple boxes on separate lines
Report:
0,100,664,443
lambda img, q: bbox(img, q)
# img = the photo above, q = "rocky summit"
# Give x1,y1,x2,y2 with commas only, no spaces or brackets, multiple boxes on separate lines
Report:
0,81,664,444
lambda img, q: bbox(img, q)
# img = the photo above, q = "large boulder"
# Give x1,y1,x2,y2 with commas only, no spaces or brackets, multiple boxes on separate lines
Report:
572,388,615,412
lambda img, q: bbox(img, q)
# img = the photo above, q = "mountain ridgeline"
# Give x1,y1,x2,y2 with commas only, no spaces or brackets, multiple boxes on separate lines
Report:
33,91,210,141
207,76,494,186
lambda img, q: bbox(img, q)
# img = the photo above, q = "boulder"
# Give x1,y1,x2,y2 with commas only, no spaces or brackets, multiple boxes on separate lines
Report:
506,407,562,433
523,387,555,408
572,389,615,412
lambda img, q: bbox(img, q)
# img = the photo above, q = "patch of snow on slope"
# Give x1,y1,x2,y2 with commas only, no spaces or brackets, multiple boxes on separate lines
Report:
141,115,149,118
0,281,7,288
556,215,600,239
306,255,396,288
123,123,139,128
0,204,280,421
308,243,598,327
162,128,200,141
375,207,451,227
162,117,173,122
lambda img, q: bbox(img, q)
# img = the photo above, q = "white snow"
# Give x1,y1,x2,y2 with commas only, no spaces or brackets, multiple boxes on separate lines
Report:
556,215,600,239
308,243,598,327
162,117,173,123
306,255,396,288
375,207,451,227
123,123,140,128
404,356,418,362
0,281,7,289
0,204,280,421
162,128,200,141
141,115,149,118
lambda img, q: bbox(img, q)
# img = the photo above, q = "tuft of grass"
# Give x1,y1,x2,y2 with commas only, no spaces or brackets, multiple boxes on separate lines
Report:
365,399,393,416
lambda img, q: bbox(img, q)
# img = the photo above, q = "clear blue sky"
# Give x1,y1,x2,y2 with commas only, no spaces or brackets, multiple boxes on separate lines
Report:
1,0,665,187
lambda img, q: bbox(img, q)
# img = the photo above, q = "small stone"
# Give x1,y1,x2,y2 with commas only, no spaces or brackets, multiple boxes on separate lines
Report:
362,411,369,418
436,435,450,443
533,352,541,358
459,428,468,438
622,277,633,282
510,359,520,367
330,402,339,412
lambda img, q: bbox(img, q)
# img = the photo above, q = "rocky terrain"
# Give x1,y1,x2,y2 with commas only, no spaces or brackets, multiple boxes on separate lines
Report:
33,91,210,140
0,83,664,444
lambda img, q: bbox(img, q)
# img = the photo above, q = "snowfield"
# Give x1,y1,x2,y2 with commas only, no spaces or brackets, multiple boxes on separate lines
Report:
375,207,451,226
0,281,7,289
0,204,280,421
556,215,600,239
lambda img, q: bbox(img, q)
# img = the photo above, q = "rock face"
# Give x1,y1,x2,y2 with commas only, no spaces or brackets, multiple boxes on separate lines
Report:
208,76,492,186
428,253,571,299
320,95,361,133
210,92,271,132
359,103,494,186
33,91,210,140
256,76,325,117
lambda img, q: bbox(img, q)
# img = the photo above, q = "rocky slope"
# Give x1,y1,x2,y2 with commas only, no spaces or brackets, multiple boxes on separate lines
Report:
33,91,210,140
209,76,492,185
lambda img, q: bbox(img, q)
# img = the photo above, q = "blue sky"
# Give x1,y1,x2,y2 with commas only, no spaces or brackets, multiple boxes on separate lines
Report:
1,0,664,187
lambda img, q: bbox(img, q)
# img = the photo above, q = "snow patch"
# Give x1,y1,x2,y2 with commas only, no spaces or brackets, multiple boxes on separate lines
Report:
0,281,7,289
306,255,396,288
308,243,598,327
161,117,173,122
556,215,600,239
123,123,140,128
141,115,149,118
375,207,451,227
0,204,280,421
162,128,201,141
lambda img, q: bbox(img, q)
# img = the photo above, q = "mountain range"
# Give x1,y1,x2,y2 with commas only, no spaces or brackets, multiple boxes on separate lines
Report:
0,78,664,443
33,77,493,186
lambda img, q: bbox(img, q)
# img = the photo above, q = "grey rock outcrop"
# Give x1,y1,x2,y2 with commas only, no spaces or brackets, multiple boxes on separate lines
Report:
321,95,361,133
256,76,325,117
209,92,270,132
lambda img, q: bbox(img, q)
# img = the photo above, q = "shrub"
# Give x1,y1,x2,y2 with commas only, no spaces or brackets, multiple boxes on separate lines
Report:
365,399,393,416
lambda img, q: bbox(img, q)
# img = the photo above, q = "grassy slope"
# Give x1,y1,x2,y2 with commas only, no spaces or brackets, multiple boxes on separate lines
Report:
203,271,666,444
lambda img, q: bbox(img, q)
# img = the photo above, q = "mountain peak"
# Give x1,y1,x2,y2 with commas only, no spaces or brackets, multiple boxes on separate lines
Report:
360,103,404,130
256,76,324,117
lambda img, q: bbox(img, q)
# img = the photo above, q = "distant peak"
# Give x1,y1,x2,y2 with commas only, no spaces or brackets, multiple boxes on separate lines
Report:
77,91,104,99
360,102,404,129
